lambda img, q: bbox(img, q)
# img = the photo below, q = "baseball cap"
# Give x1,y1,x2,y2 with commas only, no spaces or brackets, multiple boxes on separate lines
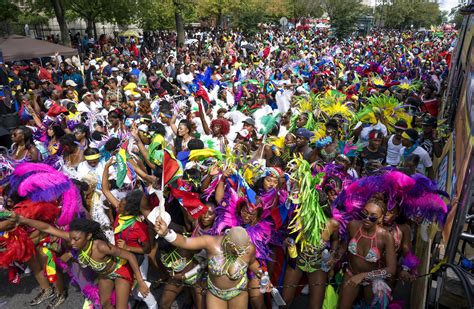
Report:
242,117,255,126
402,129,419,142
422,116,437,127
65,80,77,87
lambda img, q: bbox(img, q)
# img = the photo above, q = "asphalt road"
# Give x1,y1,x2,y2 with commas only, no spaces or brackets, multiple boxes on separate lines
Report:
0,268,408,308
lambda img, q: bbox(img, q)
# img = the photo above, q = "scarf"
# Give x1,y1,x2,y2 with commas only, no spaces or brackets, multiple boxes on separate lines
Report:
402,143,418,160
114,215,137,234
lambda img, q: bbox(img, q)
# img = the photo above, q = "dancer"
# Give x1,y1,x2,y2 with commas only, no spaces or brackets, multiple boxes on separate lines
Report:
154,222,271,309
339,193,397,308
10,216,149,309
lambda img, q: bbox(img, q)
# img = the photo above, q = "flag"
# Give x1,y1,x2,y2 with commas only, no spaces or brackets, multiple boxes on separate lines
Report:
227,173,257,206
162,149,182,186
148,134,165,165
170,179,208,219
42,247,57,283
115,148,128,188
114,215,137,234
270,205,289,229
177,149,223,169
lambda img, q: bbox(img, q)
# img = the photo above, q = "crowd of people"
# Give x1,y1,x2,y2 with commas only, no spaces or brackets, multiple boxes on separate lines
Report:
0,26,454,309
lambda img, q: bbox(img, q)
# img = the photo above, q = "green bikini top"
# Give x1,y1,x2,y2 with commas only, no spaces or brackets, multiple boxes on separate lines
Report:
78,241,113,274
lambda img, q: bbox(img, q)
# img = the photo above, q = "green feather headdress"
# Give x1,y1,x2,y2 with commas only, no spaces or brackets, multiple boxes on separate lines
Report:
288,157,327,251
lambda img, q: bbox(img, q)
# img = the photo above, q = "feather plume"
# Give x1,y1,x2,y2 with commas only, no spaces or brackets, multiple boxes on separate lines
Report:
58,185,84,227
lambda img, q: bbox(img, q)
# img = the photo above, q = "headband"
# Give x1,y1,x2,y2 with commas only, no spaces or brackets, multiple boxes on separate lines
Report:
394,125,407,130
84,153,101,160
264,167,284,178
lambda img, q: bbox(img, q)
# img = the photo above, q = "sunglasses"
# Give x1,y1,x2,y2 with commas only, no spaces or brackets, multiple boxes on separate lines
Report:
360,212,379,223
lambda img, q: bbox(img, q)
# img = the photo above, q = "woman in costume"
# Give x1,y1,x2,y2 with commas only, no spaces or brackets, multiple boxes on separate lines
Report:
339,193,397,308
1,162,87,306
281,159,341,309
215,187,273,309
9,126,41,164
45,122,65,156
382,206,418,286
73,124,90,150
10,216,149,309
154,222,271,309
59,134,84,179
111,189,158,309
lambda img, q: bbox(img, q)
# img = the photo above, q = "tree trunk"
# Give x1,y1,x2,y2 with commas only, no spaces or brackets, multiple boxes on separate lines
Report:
93,20,97,40
216,8,223,29
50,0,71,47
86,19,94,38
175,10,185,48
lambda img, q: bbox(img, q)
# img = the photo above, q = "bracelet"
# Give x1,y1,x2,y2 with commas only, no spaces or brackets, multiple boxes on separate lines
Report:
366,269,391,281
163,229,177,242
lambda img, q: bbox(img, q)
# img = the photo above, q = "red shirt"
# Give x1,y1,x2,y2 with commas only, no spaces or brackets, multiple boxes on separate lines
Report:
113,220,149,248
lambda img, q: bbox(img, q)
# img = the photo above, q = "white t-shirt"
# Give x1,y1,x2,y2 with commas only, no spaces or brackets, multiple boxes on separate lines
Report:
77,160,105,189
397,146,432,174
77,101,99,113
386,135,403,166
177,72,194,92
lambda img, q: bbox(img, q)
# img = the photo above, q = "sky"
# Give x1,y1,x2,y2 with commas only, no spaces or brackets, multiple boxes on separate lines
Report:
439,0,461,11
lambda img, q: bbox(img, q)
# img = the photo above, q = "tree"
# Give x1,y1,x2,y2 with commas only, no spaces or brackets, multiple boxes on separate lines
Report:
196,0,238,28
51,0,71,46
322,0,365,37
138,0,175,31
171,0,196,48
0,0,21,23
286,0,324,19
379,0,442,29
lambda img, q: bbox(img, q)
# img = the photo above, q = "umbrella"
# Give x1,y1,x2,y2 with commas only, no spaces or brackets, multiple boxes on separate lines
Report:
120,29,140,37
242,44,256,51
185,39,198,45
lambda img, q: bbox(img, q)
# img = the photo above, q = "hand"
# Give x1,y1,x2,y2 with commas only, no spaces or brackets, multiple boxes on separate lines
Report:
130,123,140,140
154,216,169,237
6,212,19,223
25,103,35,115
116,239,127,250
345,273,366,287
223,168,233,178
137,280,150,297
105,157,116,167
209,163,221,176
399,270,415,282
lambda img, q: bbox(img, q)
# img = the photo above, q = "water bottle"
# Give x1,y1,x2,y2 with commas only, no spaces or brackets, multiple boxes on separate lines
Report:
259,271,270,294
321,249,331,272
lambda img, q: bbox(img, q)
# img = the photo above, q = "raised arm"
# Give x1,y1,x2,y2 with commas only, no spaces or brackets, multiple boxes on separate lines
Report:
154,216,213,251
101,158,121,209
198,101,211,135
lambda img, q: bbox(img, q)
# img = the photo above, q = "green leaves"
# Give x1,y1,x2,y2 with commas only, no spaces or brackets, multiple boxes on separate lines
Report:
378,0,443,29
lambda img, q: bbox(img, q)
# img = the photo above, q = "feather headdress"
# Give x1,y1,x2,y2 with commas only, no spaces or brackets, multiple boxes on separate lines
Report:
215,187,273,261
356,94,411,130
5,163,84,227
288,157,327,250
